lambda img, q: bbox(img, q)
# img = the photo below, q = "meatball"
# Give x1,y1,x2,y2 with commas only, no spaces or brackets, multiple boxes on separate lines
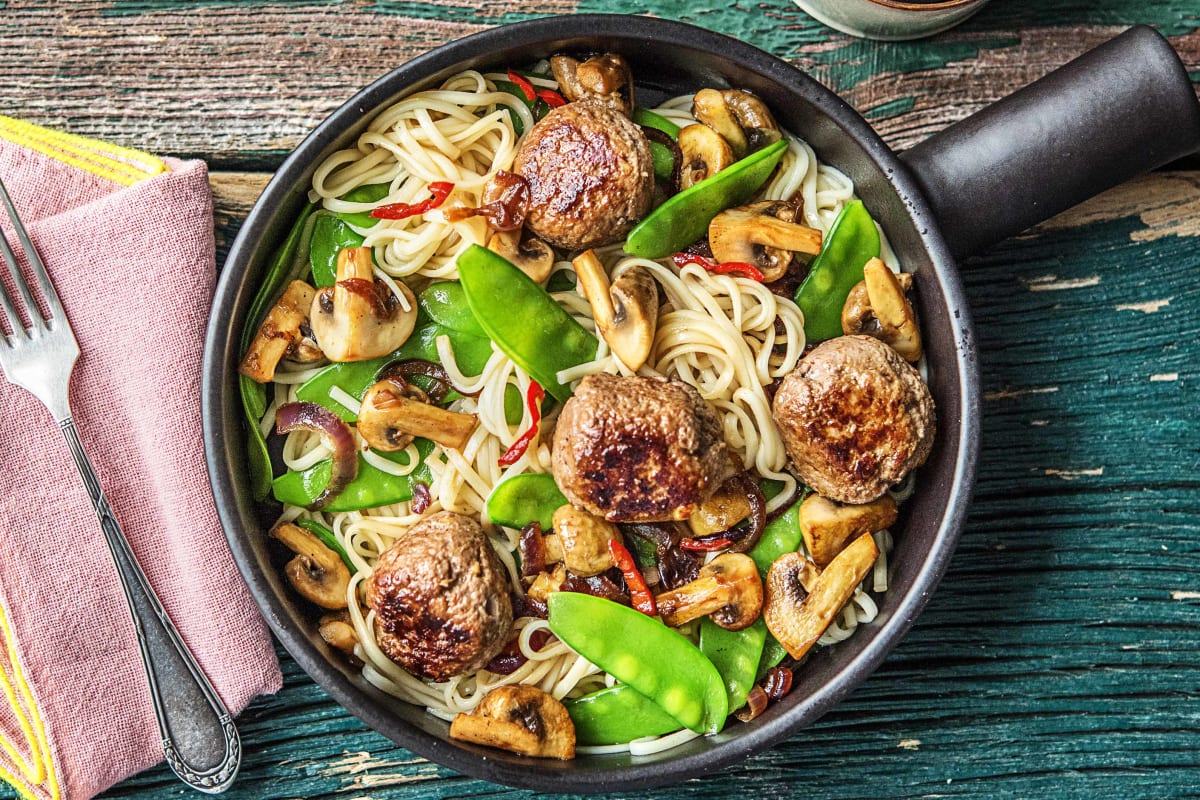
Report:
552,373,730,522
365,512,512,682
772,335,936,504
512,99,654,251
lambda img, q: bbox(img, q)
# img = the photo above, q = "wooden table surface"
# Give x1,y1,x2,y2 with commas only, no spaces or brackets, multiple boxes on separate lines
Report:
4,1,1200,798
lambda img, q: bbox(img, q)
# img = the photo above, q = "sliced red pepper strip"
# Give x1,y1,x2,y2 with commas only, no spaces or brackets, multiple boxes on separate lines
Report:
679,536,735,552
671,251,766,282
536,88,567,108
498,380,545,466
506,69,537,102
609,538,657,616
370,181,454,220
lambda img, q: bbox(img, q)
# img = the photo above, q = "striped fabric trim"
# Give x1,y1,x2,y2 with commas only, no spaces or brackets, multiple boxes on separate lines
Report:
0,115,167,187
0,602,60,800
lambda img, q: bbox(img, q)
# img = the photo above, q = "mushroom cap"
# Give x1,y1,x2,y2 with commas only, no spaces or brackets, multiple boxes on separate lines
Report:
551,373,730,522
772,335,936,504
513,99,654,251
365,512,513,681
270,522,350,610
309,247,418,362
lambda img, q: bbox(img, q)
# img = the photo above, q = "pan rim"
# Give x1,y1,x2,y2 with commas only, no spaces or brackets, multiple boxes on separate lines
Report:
202,12,980,791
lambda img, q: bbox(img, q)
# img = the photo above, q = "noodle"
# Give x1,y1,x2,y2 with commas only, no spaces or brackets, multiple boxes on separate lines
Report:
266,67,911,747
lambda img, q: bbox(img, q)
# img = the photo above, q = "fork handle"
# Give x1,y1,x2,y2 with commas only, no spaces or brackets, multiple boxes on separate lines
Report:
60,418,241,794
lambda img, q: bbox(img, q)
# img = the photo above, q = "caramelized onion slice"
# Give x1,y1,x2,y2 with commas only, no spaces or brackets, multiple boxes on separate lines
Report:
276,401,358,510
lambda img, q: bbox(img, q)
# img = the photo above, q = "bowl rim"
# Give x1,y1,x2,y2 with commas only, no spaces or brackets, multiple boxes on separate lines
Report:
203,12,980,791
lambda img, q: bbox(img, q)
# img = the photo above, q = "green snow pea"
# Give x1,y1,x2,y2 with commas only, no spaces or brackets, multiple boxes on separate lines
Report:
241,203,317,500
700,616,768,712
631,108,681,182
484,473,567,531
272,438,434,512
564,685,682,746
309,211,365,287
631,107,680,138
457,245,599,403
625,138,788,259
336,182,390,228
548,592,728,734
296,321,493,423
795,199,881,343
757,636,790,682
419,281,487,338
295,519,356,573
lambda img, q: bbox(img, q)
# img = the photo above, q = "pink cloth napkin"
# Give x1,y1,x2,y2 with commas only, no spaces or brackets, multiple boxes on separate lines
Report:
0,121,281,800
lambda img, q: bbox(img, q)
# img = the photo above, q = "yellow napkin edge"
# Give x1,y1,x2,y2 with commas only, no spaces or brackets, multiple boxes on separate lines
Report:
0,115,167,188
0,601,60,800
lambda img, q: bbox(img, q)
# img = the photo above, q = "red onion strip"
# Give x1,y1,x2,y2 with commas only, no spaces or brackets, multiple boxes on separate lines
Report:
275,401,358,510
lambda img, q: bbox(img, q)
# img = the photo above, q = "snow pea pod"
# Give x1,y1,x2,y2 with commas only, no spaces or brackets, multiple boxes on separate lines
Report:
564,685,682,746
336,182,389,228
241,203,316,500
746,497,806,677
631,107,680,138
457,245,599,403
484,473,567,531
419,281,487,338
548,592,728,734
624,138,788,259
273,439,434,512
700,617,768,712
794,199,881,343
309,211,365,287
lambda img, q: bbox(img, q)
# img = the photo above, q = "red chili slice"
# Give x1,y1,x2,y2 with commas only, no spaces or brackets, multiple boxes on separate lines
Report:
671,251,766,282
498,380,545,466
535,88,567,108
370,181,454,220
506,69,537,102
609,538,657,617
679,536,735,552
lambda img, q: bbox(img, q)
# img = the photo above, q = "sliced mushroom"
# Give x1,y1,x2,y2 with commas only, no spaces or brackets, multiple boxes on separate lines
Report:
310,246,418,362
865,258,922,362
239,280,319,382
357,377,478,452
841,270,913,337
799,493,897,568
687,479,753,537
318,611,361,664
708,202,822,282
526,563,567,608
550,53,633,112
287,327,326,364
270,522,350,610
449,684,576,760
677,124,734,190
573,250,659,371
763,533,879,661
545,505,618,577
706,202,816,267
654,552,763,631
488,229,555,284
692,88,748,158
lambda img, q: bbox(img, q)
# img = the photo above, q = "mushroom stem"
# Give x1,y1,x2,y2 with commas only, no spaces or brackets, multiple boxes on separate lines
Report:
653,552,763,631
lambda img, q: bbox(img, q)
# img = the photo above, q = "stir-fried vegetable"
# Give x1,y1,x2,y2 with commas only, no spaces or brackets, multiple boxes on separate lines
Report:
624,137,788,259
548,592,728,734
485,472,567,531
564,684,682,746
457,245,599,403
795,199,881,342
273,439,434,512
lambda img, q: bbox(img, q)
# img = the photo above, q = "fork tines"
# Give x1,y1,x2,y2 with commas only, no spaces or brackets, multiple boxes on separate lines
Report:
0,176,65,339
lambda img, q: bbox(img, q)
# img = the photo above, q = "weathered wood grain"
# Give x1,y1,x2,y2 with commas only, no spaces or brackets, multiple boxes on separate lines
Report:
3,2,1200,799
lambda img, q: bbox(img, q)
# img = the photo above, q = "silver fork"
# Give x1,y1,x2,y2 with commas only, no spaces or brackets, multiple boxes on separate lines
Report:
0,176,241,794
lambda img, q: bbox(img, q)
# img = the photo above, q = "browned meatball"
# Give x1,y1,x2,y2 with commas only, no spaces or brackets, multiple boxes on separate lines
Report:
365,512,512,682
772,335,935,504
552,373,730,522
512,99,654,251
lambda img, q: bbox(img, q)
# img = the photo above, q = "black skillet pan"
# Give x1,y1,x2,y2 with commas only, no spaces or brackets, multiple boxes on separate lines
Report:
202,14,1200,792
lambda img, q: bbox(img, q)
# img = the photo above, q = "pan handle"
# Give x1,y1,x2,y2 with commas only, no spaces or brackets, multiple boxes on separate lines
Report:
899,25,1200,262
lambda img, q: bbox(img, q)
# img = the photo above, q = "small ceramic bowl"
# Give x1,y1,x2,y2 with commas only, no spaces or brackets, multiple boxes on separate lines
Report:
795,0,990,41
